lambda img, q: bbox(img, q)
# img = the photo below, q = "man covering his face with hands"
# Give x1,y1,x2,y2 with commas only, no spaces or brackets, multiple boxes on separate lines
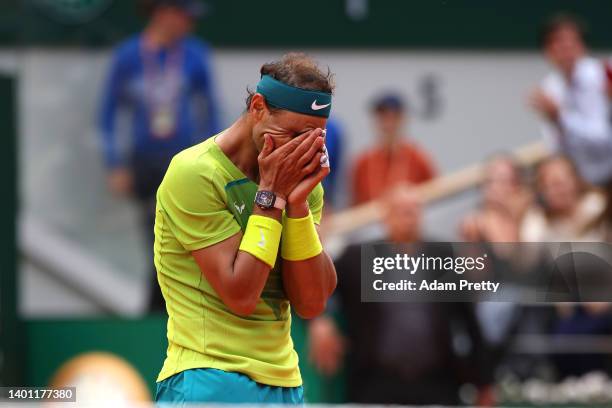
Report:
154,53,337,404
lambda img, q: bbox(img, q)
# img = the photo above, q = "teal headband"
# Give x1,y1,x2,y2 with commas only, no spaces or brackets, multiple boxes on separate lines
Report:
256,75,332,118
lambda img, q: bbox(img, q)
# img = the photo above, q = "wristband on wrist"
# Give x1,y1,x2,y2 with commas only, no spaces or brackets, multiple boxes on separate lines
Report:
239,214,283,268
281,211,323,261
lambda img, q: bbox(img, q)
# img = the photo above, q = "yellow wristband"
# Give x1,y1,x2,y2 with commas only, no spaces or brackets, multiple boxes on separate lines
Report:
281,211,323,261
239,214,282,268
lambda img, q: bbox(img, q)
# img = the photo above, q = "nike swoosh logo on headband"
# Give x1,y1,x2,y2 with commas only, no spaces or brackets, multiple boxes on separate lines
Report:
311,100,331,111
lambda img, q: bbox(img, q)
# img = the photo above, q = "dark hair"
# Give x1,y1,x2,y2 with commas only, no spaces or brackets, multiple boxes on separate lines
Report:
138,0,157,16
539,12,588,47
485,152,526,185
534,155,588,218
371,92,406,114
138,0,201,17
245,53,335,110
535,155,582,186
585,180,612,238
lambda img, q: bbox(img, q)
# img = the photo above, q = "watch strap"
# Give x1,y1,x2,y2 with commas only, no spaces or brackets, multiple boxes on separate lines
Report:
273,195,286,210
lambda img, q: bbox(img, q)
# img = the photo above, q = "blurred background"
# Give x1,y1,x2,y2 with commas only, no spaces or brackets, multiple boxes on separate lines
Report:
2,0,612,406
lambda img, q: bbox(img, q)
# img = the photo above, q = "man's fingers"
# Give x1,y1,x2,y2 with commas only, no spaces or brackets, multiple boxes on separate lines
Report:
287,128,323,161
302,161,331,187
270,131,312,158
302,152,323,175
296,135,325,167
258,134,274,160
318,165,331,180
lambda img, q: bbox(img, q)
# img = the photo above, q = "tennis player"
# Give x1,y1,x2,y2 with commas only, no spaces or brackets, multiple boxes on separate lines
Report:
154,53,337,404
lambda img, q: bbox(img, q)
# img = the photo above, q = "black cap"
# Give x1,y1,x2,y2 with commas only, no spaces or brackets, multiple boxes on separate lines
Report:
371,92,405,113
154,0,207,18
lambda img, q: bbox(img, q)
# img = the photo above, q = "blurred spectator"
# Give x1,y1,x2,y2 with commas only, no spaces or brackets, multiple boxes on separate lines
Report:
530,13,612,186
351,93,436,205
98,0,220,312
310,187,489,405
552,303,612,378
460,155,535,393
521,156,605,242
584,184,612,240
516,156,612,379
321,118,344,208
460,154,532,242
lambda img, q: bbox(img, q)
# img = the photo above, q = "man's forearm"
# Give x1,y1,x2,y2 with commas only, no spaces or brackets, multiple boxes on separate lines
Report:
232,206,283,305
282,252,336,319
228,251,274,314
199,207,282,316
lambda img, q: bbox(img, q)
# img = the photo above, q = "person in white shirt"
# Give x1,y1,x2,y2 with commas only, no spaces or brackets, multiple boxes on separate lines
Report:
529,13,612,186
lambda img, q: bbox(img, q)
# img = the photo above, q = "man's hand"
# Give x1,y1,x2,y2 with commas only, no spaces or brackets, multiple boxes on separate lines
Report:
529,88,560,122
286,128,330,216
107,167,133,196
278,127,336,318
308,316,345,376
258,129,325,200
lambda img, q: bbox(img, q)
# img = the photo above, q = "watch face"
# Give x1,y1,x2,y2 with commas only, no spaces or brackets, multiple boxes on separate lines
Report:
256,191,275,208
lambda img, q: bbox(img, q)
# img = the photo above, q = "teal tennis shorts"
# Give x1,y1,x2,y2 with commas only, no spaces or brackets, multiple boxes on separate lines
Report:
155,368,304,404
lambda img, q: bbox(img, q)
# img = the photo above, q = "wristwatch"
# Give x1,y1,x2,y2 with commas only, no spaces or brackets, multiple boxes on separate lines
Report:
254,190,286,210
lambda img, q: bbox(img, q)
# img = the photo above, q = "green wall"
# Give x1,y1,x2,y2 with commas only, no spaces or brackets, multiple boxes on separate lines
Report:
3,0,612,49
25,315,342,402
25,317,166,396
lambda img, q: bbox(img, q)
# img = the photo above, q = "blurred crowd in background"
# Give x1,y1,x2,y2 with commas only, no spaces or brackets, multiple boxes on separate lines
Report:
8,0,612,406
309,14,612,406
93,3,612,405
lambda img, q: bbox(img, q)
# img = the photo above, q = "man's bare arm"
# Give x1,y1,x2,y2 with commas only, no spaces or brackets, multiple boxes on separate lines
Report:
281,229,337,319
190,131,322,316
281,197,337,319
192,207,282,316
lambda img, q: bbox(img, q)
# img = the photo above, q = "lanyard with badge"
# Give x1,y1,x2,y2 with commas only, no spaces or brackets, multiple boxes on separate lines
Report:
141,41,184,139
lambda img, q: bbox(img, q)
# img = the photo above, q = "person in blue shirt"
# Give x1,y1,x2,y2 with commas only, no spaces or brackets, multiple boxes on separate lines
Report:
98,0,220,312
